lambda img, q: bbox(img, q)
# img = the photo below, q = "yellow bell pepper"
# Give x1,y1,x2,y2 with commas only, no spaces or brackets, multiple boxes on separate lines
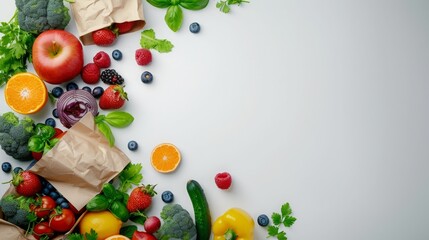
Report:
212,208,254,240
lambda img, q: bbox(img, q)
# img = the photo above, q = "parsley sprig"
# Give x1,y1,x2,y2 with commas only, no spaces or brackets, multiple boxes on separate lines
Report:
267,202,297,240
216,0,250,13
0,10,35,86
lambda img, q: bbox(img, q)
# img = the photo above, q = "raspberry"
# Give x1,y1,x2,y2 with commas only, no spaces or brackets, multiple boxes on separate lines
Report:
214,172,232,190
93,51,111,68
81,63,100,84
100,69,124,85
135,48,152,66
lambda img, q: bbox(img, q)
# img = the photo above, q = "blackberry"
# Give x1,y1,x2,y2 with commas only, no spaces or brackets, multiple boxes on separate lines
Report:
100,69,124,85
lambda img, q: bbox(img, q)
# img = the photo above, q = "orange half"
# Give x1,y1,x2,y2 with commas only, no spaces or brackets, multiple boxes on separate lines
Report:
4,72,48,114
104,235,130,240
151,143,181,173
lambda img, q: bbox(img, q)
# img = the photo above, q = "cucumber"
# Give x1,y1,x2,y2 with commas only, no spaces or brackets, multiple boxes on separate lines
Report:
187,179,212,240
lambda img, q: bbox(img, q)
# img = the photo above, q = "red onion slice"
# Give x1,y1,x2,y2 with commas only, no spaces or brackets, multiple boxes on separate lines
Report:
56,89,99,128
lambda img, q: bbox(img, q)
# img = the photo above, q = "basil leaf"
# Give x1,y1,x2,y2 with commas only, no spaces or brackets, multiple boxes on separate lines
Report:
180,0,209,10
147,0,172,8
104,111,134,128
120,225,138,239
27,136,45,152
102,183,117,199
165,5,183,32
96,121,115,146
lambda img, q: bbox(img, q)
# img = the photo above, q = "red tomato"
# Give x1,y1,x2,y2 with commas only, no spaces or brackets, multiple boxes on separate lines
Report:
32,196,57,218
32,151,43,161
132,231,157,240
49,208,76,233
32,222,54,240
52,128,64,138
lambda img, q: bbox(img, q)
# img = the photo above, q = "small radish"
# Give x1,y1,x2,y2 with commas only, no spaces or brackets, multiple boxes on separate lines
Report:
144,216,161,234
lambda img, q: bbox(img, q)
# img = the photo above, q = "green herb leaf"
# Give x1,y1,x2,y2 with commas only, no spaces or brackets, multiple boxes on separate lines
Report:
140,29,174,53
216,1,231,13
180,0,209,10
267,225,279,236
277,231,287,240
85,229,98,240
165,5,183,32
147,0,171,8
96,121,115,146
283,215,297,227
120,225,138,239
271,212,282,225
118,163,143,193
266,202,296,239
104,111,134,128
281,202,292,216
129,211,148,225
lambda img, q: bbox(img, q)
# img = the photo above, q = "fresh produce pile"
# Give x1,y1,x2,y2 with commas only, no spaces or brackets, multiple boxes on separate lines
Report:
0,0,298,239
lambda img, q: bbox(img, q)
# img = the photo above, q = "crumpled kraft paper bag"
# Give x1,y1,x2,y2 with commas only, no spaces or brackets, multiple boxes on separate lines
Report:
69,0,146,45
31,113,131,211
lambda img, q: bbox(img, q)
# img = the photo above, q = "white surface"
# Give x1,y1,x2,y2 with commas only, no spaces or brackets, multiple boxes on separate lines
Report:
1,1,429,239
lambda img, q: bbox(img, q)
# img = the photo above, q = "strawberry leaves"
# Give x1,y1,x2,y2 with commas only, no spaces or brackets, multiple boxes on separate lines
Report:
267,202,297,240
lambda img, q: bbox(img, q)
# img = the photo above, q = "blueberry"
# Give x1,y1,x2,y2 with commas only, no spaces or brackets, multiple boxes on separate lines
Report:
2,162,12,173
46,183,54,191
42,187,50,195
189,22,200,33
51,87,64,98
66,82,79,91
56,197,66,205
92,86,104,99
49,191,59,200
60,201,70,209
112,49,122,60
82,86,92,93
257,214,270,227
52,108,59,118
161,190,174,203
13,167,23,174
141,71,153,84
127,140,138,151
45,118,56,127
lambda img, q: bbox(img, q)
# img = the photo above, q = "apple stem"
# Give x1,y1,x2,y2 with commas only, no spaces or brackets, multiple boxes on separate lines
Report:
51,41,60,56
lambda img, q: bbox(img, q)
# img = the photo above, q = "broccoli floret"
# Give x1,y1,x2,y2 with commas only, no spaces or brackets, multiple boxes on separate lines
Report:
15,0,71,35
155,204,197,240
0,112,35,161
0,194,35,229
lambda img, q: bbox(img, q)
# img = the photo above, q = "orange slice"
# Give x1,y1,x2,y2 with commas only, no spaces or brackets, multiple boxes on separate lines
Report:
104,235,130,240
4,72,48,114
151,143,181,173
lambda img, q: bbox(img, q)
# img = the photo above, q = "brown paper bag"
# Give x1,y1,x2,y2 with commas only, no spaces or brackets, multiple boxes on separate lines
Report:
31,113,131,211
69,0,146,45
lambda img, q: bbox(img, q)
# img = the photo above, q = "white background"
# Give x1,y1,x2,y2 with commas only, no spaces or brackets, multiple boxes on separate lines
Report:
1,1,429,239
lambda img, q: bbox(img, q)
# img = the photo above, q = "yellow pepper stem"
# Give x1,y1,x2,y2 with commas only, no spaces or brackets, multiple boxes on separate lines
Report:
225,229,237,240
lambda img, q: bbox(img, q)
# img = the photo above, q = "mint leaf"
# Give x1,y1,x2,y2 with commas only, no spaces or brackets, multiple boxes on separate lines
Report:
140,29,174,53
271,212,282,225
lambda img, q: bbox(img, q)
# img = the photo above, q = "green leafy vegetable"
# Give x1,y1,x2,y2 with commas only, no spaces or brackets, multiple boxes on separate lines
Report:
118,163,143,193
140,29,174,53
216,0,250,13
120,225,138,239
95,111,134,146
146,0,209,32
27,123,60,154
267,202,297,240
0,10,35,86
66,229,98,240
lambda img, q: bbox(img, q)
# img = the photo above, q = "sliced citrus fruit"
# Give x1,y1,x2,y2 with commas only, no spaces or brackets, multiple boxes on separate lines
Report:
151,143,181,173
4,72,48,114
104,235,130,240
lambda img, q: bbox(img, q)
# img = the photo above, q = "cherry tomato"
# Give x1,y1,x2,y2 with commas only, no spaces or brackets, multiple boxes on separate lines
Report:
49,208,76,233
32,196,57,218
52,128,64,138
33,222,54,240
32,151,43,161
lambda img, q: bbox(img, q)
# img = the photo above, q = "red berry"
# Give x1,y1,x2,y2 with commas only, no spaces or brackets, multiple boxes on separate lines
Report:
116,21,135,34
215,172,232,190
81,63,100,84
99,85,128,110
12,171,42,196
135,48,152,66
92,28,117,46
93,51,111,68
144,216,161,234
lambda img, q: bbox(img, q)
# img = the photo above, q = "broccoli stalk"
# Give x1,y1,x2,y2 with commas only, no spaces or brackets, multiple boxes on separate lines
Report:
15,0,71,35
0,194,37,230
155,204,197,240
0,112,35,161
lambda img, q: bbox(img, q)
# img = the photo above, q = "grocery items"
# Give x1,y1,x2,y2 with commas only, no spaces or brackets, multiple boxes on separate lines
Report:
214,172,233,190
93,51,111,68
100,69,125,85
56,89,99,128
79,211,122,240
150,143,181,173
212,208,255,240
140,71,153,84
126,184,157,213
81,63,101,84
143,216,161,234
187,179,212,240
189,22,201,33
4,72,48,114
0,112,34,160
98,85,128,110
161,190,174,203
112,49,123,60
155,203,197,239
92,28,117,46
135,48,152,66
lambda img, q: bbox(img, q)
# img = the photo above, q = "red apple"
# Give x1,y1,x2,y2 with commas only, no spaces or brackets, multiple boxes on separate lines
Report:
32,30,84,84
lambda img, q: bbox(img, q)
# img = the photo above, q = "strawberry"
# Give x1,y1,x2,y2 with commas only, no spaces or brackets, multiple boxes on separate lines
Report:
93,51,111,68
81,63,100,84
115,21,135,34
127,184,157,212
92,28,117,46
135,48,152,66
11,170,42,196
99,85,128,110
214,172,232,190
